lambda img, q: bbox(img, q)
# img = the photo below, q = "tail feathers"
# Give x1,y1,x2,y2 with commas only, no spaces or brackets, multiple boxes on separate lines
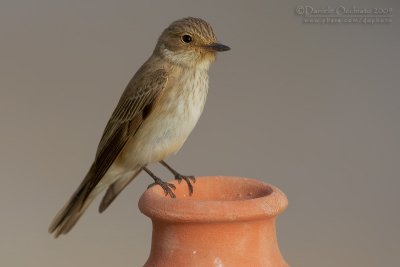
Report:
99,168,142,213
48,186,97,238
49,167,141,237
49,169,102,238
49,197,94,238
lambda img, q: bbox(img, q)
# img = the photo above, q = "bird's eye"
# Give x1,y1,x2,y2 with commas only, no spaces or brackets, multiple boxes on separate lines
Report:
181,34,193,43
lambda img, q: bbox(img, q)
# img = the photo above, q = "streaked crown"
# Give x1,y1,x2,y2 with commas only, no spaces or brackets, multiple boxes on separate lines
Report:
154,17,229,66
164,17,217,44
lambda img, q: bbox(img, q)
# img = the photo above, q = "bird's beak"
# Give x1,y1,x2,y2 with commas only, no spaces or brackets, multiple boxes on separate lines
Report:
205,43,231,52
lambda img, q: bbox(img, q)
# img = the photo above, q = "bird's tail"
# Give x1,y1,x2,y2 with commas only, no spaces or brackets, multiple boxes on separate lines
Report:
48,170,104,238
99,168,142,213
49,166,142,237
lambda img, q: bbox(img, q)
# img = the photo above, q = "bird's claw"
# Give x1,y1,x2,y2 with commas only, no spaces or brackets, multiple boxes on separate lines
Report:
148,177,176,198
174,174,196,195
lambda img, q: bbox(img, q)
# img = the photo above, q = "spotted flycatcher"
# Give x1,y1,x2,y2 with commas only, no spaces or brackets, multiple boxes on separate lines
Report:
49,17,230,237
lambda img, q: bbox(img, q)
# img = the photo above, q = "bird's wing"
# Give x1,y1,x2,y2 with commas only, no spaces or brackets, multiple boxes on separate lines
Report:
82,68,168,201
48,68,168,236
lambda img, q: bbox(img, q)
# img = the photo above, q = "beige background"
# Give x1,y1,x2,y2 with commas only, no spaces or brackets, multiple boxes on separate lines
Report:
1,0,399,266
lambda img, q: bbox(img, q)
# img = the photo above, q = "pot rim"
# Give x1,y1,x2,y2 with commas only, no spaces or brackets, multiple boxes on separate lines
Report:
139,176,288,223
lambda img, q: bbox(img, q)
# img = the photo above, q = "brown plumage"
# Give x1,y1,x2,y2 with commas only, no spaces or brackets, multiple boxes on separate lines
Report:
49,17,229,237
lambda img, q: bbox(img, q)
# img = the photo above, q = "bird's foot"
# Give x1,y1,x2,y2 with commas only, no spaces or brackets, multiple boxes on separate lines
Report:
158,161,196,196
174,174,196,195
147,177,176,198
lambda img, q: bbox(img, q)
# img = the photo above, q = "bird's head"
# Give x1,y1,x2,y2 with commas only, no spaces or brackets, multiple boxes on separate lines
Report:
154,17,230,68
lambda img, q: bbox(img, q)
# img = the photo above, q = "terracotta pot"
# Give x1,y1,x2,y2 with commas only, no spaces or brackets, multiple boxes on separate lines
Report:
139,176,289,267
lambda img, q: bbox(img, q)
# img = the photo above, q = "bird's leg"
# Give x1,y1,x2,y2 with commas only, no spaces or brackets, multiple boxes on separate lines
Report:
160,160,195,195
143,167,176,198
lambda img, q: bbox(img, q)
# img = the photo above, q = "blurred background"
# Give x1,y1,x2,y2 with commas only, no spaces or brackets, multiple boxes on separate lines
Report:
1,0,399,266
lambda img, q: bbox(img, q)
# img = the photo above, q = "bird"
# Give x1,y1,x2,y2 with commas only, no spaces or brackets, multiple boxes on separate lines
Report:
48,17,230,237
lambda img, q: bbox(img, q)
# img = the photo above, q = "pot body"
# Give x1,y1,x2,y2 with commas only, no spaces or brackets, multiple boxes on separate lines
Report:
139,176,289,267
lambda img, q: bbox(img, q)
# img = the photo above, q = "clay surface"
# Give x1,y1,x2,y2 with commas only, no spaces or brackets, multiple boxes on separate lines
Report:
139,176,289,267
